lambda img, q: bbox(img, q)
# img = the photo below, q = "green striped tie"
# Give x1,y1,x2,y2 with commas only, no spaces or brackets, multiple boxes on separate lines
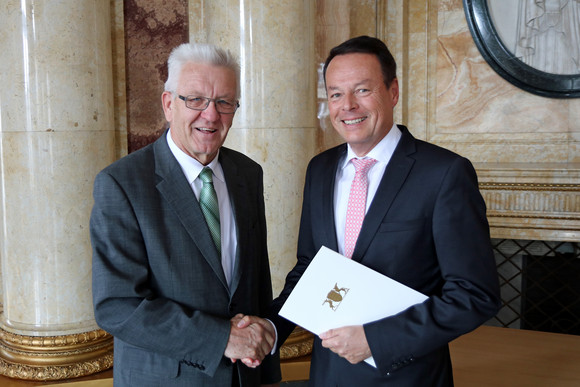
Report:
199,167,221,254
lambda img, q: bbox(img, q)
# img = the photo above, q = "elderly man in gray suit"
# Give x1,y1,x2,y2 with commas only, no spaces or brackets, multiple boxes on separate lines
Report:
90,42,280,387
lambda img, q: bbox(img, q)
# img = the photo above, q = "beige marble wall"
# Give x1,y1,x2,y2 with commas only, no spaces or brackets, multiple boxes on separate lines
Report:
0,0,115,335
376,0,580,165
189,0,318,295
434,0,580,164
374,0,580,165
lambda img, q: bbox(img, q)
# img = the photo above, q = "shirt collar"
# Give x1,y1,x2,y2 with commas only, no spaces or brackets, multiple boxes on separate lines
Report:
166,129,225,184
341,124,402,170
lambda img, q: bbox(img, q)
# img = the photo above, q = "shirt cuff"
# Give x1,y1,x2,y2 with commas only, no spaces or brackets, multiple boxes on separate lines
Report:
265,318,278,355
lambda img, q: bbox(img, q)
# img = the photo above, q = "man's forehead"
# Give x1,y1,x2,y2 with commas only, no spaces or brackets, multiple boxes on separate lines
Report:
326,78,374,90
179,62,235,77
178,63,237,92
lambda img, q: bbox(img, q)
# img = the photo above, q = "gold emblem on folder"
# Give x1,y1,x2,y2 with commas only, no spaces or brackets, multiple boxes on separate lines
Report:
323,283,349,311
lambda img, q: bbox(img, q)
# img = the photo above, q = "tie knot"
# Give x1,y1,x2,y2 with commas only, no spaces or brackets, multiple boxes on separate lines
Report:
351,158,377,175
199,167,214,184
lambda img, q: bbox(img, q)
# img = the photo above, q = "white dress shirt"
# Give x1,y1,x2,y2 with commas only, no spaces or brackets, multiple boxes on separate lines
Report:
334,124,402,256
166,130,237,287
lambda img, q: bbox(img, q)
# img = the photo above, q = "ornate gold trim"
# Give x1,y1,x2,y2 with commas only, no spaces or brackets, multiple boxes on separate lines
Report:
480,182,580,191
480,184,580,241
280,326,313,360
0,328,113,381
487,212,580,220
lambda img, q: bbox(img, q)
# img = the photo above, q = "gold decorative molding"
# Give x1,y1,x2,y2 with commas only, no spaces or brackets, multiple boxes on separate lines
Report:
481,182,580,191
280,326,313,360
0,328,113,381
476,163,580,242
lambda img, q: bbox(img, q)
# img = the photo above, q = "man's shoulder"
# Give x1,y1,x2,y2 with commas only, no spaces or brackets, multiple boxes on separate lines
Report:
405,133,477,180
414,138,462,160
311,143,347,164
399,125,466,163
220,146,262,170
97,140,158,182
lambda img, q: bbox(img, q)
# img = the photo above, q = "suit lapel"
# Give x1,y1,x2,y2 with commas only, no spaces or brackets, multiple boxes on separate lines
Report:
219,149,247,294
353,126,416,262
321,146,345,252
153,136,229,290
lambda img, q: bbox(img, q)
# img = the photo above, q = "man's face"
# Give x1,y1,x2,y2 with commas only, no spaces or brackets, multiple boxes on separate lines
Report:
162,62,238,165
325,53,399,157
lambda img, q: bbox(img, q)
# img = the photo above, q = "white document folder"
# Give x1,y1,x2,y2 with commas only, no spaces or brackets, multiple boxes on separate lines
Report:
279,246,428,367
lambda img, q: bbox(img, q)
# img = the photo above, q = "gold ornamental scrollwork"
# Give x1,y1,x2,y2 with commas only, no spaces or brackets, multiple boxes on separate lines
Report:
0,327,113,381
280,326,313,360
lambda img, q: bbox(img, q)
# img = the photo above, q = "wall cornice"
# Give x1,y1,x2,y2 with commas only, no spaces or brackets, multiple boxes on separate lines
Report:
476,163,580,241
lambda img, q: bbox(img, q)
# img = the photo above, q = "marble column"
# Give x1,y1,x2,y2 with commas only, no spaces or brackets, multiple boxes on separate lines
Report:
189,0,318,359
0,0,115,380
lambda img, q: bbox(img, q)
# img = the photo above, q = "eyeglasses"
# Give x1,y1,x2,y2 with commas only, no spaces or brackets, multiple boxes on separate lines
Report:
177,95,239,114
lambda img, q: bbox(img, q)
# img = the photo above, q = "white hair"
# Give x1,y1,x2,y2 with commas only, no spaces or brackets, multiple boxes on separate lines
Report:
164,43,241,97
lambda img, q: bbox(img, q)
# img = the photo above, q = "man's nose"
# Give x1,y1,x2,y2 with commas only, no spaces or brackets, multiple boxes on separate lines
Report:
342,93,358,110
201,100,221,121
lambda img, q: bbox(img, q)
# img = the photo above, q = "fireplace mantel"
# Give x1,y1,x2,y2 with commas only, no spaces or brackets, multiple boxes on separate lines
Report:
475,163,580,242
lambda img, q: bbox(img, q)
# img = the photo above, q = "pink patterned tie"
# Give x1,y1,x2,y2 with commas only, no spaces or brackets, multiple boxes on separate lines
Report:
344,158,377,258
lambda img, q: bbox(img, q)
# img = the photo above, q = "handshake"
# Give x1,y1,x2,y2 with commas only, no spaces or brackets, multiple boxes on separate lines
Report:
224,314,276,368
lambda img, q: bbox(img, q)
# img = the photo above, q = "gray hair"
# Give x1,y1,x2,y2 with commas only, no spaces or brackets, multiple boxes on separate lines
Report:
164,43,241,98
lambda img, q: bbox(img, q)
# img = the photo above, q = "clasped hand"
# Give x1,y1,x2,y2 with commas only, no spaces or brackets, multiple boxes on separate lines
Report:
224,314,275,368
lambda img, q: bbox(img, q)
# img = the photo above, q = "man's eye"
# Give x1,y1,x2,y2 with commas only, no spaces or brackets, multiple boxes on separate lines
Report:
189,97,205,103
217,99,234,107
329,93,342,99
356,88,370,94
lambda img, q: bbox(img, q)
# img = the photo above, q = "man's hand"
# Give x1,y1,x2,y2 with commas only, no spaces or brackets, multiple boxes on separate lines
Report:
319,325,371,364
224,314,276,368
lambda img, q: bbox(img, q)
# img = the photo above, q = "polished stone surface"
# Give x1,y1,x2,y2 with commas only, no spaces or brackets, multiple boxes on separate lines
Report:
0,0,114,335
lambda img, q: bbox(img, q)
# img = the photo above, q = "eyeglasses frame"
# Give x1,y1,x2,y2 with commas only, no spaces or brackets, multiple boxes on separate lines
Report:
177,94,239,114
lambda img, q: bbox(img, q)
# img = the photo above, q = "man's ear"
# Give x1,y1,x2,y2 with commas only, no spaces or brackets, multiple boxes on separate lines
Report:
161,91,174,122
389,78,399,107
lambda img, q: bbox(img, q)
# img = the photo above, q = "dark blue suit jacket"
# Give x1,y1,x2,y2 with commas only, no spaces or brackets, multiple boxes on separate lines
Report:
271,126,500,386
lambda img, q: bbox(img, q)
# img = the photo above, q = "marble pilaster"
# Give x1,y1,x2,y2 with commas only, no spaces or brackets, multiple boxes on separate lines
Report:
0,0,115,380
189,0,318,297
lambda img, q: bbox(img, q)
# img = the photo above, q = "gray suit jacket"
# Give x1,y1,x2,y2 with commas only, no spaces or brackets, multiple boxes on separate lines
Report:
270,126,500,386
91,133,280,386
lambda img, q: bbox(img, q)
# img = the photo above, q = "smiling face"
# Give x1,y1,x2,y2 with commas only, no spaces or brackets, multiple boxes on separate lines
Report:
162,62,238,165
326,53,399,157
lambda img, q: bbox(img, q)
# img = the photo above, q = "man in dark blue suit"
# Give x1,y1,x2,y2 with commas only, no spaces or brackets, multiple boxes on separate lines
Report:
258,36,500,386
